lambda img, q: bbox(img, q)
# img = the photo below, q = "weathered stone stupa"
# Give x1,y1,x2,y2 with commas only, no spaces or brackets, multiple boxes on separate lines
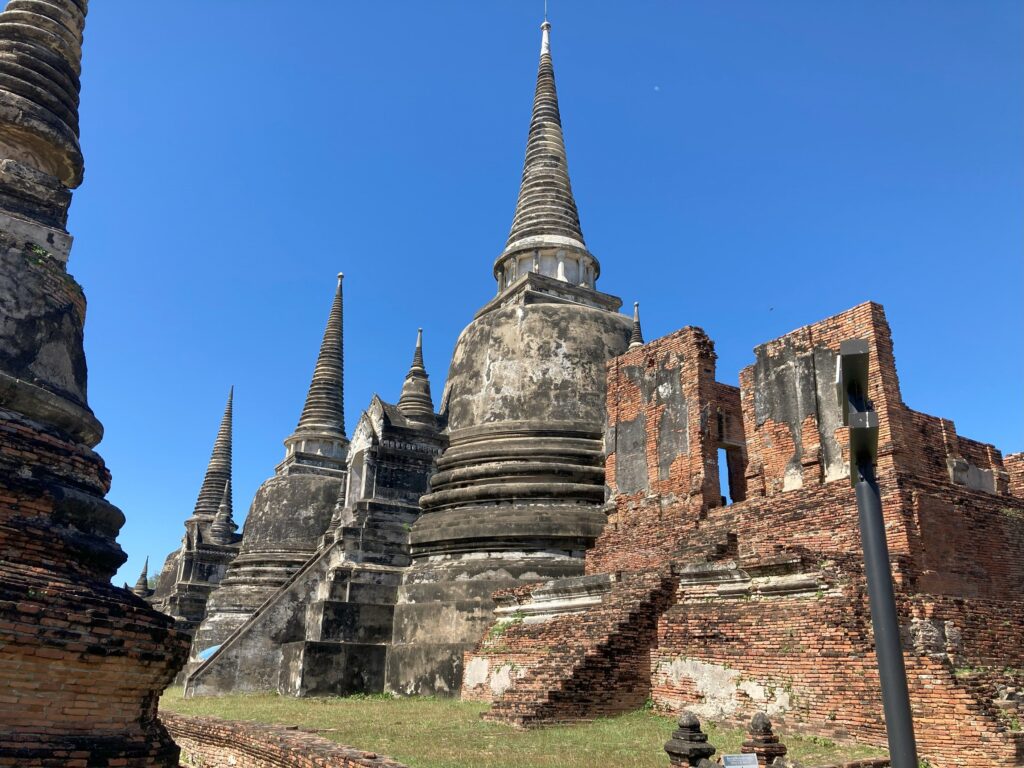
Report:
186,329,445,697
151,388,241,633
191,274,349,657
387,20,633,694
0,0,188,764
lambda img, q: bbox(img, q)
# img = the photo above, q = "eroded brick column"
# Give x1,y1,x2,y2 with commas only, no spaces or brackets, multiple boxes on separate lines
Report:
0,1,189,765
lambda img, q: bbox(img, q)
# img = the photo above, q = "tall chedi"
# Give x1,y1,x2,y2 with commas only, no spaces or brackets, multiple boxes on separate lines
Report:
388,20,632,695
186,326,446,697
192,274,348,658
150,388,241,635
0,1,189,765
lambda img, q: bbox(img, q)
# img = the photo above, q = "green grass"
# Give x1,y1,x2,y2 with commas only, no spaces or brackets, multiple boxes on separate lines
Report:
161,688,885,768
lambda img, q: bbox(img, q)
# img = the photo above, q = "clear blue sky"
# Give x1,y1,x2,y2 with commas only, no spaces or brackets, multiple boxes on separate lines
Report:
66,3,1022,587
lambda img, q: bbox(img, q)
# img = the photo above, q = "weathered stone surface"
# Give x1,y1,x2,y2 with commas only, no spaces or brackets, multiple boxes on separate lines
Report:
150,389,240,637
664,711,717,767
190,472,343,655
189,387,444,697
741,712,788,767
0,3,189,765
189,276,349,662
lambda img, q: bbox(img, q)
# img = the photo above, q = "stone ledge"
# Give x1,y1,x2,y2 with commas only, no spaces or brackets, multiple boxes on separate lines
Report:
162,712,410,768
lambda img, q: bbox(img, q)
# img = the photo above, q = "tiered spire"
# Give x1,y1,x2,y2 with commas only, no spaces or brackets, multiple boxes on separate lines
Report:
504,20,586,255
210,480,237,544
132,556,152,598
629,302,644,349
0,0,89,186
294,273,346,438
191,387,233,518
396,328,435,425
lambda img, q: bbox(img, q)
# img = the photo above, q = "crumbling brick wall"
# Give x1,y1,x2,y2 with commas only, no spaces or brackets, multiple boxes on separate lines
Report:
469,301,1024,768
1006,453,1024,498
590,327,738,574
162,713,409,768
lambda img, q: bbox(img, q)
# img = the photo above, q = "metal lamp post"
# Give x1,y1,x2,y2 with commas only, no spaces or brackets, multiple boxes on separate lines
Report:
835,339,918,768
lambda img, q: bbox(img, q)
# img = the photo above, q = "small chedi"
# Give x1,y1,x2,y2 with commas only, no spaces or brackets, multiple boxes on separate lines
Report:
149,387,240,638
0,1,188,766
127,16,1022,768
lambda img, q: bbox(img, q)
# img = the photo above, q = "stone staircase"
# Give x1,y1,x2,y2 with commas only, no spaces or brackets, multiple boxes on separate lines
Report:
278,499,417,696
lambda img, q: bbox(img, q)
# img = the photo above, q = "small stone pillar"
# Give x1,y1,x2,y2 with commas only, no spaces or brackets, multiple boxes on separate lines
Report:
665,711,717,767
741,712,788,767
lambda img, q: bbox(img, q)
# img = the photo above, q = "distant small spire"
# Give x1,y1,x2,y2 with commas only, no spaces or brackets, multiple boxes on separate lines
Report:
294,273,346,438
210,479,238,545
191,387,233,518
132,556,153,598
628,302,644,349
396,328,435,425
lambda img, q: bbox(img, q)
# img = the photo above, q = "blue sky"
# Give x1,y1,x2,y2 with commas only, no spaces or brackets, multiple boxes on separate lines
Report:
66,3,1022,587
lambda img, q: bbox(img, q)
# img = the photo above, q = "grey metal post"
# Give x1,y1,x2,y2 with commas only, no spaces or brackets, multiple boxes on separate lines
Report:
836,339,918,768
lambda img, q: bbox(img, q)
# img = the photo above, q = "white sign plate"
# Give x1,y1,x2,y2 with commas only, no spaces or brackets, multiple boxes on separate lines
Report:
722,754,759,768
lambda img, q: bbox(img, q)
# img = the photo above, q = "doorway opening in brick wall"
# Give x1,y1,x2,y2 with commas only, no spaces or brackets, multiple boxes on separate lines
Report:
718,447,746,506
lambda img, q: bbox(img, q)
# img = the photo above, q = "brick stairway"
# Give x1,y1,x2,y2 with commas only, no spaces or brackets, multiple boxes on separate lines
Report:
479,539,733,727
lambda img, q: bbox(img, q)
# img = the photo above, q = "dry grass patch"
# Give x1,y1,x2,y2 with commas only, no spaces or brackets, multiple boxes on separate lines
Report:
161,688,884,768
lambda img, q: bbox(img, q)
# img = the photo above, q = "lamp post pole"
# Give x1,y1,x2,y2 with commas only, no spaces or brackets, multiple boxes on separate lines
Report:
836,339,918,768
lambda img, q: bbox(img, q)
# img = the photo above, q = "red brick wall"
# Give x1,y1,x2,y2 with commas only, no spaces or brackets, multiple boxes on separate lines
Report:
161,712,409,767
1005,453,1024,499
591,327,731,574
0,405,190,766
470,302,1024,768
652,584,1024,767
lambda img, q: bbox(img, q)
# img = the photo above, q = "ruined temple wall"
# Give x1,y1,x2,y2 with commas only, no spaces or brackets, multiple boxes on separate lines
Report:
642,304,1024,767
162,713,409,768
468,302,1023,767
905,484,1023,601
652,583,1023,768
589,327,727,575
1006,453,1024,498
595,302,1022,587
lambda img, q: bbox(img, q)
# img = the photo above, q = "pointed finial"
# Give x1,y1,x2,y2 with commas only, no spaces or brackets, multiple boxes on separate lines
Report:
293,274,346,439
497,13,593,287
132,556,151,597
190,387,234,518
412,328,425,369
628,301,644,349
397,328,436,425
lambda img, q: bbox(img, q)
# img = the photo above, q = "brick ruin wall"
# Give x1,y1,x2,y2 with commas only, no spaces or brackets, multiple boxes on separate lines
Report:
1006,453,1024,499
162,712,409,768
462,302,1024,768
